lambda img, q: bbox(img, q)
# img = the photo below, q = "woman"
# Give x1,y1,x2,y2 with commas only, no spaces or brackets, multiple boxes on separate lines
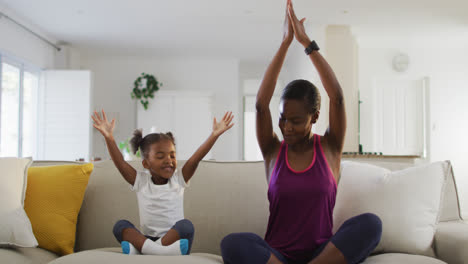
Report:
220,1,382,263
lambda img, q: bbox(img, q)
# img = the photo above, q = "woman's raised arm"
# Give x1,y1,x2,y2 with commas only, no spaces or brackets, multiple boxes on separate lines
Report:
256,0,294,160
288,1,346,154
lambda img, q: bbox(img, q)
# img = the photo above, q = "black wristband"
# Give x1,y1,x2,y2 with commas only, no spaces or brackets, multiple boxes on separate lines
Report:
304,41,320,55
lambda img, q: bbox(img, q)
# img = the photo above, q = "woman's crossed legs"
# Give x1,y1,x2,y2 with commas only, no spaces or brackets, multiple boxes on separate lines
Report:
221,213,382,264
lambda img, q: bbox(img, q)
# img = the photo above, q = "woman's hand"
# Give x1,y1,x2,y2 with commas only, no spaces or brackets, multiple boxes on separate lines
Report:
282,0,294,45
212,111,234,137
91,109,115,139
288,0,311,47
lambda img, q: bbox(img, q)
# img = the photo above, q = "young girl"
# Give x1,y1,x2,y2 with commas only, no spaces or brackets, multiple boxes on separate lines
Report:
92,110,234,256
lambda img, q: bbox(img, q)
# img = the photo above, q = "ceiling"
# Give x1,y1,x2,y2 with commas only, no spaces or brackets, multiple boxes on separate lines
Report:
1,0,467,60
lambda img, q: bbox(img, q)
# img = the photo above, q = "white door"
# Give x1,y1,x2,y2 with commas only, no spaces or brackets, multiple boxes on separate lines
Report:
37,70,92,161
361,78,427,156
137,91,213,160
137,93,174,135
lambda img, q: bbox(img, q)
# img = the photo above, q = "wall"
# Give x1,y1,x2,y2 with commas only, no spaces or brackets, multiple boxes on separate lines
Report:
82,56,240,161
356,33,468,217
325,25,359,152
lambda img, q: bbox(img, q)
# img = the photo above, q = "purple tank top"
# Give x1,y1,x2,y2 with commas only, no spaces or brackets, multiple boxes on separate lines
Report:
265,134,337,261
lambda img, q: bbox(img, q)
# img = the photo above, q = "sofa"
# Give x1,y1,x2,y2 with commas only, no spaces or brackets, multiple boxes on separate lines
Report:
2,159,468,264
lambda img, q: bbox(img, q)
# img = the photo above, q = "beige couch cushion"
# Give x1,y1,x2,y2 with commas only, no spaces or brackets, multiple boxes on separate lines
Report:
363,253,445,263
184,160,269,255
47,249,447,264
49,248,222,264
438,164,462,221
74,160,141,251
434,221,468,264
0,247,58,264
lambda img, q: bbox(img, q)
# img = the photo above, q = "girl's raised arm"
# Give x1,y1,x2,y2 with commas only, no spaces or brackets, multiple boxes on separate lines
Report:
182,112,234,183
92,110,137,185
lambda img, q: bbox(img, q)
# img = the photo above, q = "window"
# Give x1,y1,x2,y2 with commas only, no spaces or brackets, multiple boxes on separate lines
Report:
243,95,282,160
242,79,283,161
0,53,40,158
22,71,39,157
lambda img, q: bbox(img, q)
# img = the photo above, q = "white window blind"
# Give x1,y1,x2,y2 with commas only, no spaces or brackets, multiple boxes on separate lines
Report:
38,70,91,161
243,95,282,161
0,53,40,158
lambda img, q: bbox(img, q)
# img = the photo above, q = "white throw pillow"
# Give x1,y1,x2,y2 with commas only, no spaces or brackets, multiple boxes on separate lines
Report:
0,157,38,247
333,161,450,257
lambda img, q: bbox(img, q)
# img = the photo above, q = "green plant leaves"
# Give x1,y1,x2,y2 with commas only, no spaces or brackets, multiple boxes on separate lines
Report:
131,72,161,110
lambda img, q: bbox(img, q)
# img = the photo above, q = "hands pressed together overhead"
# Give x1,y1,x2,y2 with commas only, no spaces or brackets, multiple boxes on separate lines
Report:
284,0,312,48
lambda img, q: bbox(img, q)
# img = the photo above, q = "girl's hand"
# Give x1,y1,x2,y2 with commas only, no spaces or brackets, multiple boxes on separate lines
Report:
212,111,234,137
288,0,312,47
91,109,115,139
282,0,294,45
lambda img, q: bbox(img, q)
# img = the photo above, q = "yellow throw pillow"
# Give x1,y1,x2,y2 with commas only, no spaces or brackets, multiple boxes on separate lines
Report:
24,163,93,256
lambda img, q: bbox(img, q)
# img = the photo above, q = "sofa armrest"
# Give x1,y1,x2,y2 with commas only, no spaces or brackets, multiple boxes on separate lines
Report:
434,221,468,264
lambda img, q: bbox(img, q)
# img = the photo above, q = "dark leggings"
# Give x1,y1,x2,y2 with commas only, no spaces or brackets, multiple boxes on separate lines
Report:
113,219,195,254
221,213,382,264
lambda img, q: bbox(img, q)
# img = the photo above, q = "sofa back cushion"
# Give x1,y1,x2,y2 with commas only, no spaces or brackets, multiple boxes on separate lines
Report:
0,157,38,248
42,158,461,254
73,160,141,252
438,163,462,221
74,160,269,255
342,159,462,222
333,161,450,257
184,161,269,255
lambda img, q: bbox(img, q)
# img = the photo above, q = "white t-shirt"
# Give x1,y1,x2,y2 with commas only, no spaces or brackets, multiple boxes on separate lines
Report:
131,169,189,237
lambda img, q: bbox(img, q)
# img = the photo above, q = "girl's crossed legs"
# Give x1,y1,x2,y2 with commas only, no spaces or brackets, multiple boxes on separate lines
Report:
113,218,194,255
221,213,382,264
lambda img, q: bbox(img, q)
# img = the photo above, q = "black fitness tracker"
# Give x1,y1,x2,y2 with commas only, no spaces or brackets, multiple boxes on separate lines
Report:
304,41,320,55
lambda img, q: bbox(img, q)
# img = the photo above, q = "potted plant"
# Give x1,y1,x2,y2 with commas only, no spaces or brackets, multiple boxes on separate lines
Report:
131,73,162,110
118,138,141,160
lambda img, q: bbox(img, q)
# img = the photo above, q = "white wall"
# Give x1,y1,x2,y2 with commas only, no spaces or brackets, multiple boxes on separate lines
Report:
0,6,56,69
356,34,468,218
287,25,329,136
82,56,240,161
325,25,359,152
